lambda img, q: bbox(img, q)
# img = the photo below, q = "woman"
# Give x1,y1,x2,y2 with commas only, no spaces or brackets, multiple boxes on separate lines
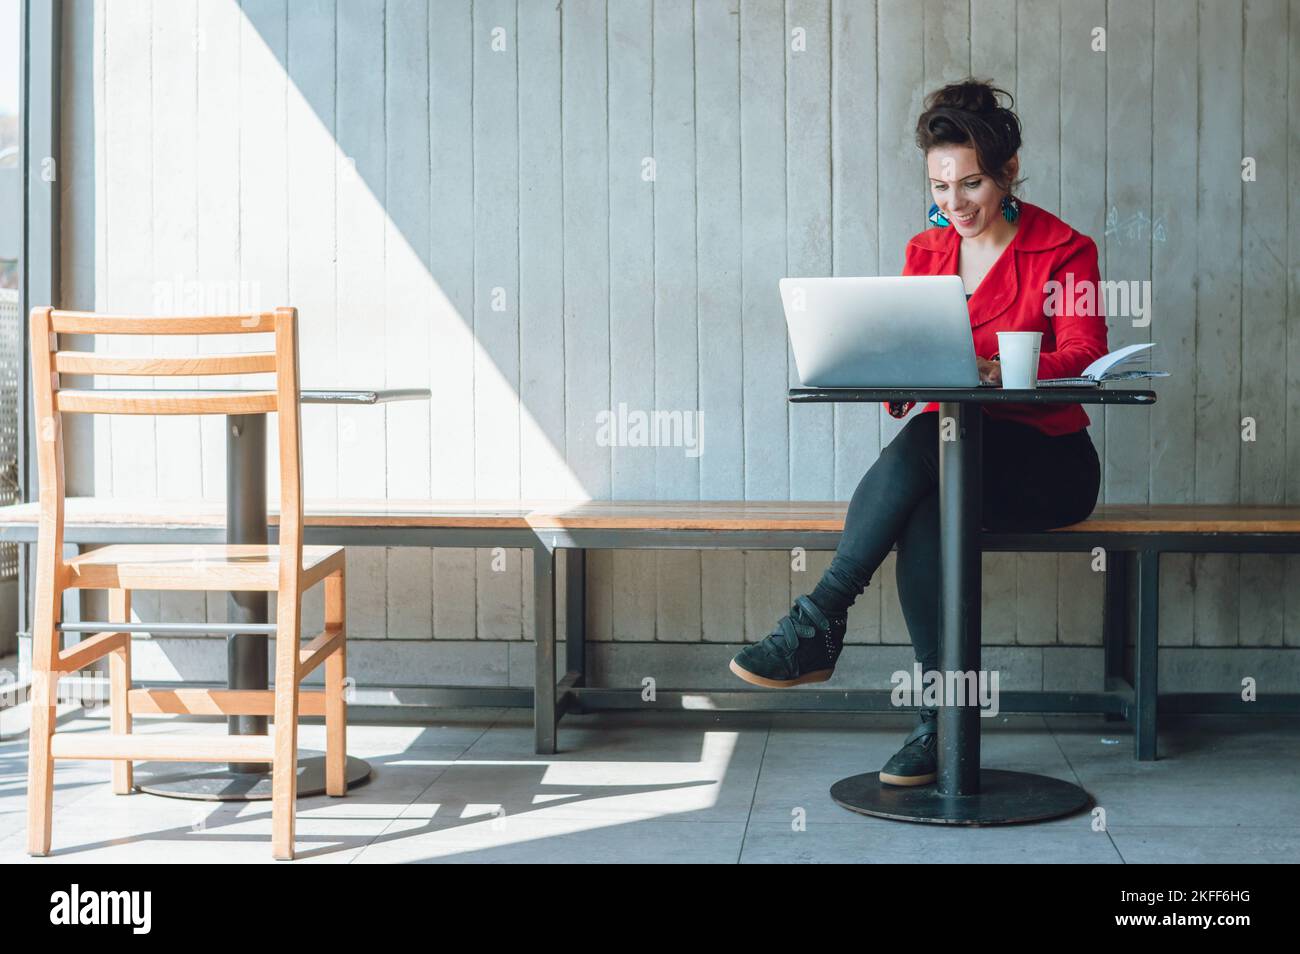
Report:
729,79,1108,786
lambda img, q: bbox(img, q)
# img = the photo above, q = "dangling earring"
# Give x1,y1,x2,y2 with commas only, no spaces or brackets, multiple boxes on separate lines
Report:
1001,194,1020,223
927,202,950,228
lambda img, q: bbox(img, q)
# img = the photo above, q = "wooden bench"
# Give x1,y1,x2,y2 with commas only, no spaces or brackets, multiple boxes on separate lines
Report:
4,498,1299,761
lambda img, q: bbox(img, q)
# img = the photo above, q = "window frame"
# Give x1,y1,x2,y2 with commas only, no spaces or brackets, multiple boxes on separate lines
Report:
17,0,61,650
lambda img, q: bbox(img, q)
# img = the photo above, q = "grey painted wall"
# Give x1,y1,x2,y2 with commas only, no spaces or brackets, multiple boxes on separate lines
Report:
54,0,1300,691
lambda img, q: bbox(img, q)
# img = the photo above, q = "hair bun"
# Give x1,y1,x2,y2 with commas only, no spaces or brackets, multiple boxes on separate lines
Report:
926,79,1010,116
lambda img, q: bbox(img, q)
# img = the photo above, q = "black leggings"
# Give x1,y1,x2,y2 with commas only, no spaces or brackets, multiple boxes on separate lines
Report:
811,410,1102,674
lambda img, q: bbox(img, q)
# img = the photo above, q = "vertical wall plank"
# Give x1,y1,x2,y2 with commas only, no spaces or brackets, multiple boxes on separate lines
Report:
239,0,289,490
607,0,656,643
103,0,155,515
151,0,200,497
1103,0,1153,506
518,0,567,642
652,0,702,643
561,0,614,648
742,0,791,503
1238,0,1288,648
562,0,611,500
334,0,387,638
58,0,96,512
1194,0,1244,647
288,0,339,503
471,0,523,641
1057,0,1107,647
60,0,95,319
698,1,745,501
874,0,920,317
786,0,834,502
1151,0,1198,648
429,0,477,641
384,0,434,640
1286,0,1300,648
1012,0,1062,650
924,0,970,85
151,0,205,632
697,0,747,642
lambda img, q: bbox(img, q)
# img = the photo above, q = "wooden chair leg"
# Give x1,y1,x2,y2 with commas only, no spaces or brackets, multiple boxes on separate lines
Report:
272,589,303,860
26,667,58,857
324,569,347,797
108,589,133,794
27,568,61,857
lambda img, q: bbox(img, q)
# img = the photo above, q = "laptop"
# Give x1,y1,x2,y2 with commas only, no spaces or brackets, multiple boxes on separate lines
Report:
779,275,992,389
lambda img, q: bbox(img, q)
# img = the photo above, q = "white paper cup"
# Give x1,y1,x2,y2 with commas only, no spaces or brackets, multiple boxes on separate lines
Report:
996,331,1043,389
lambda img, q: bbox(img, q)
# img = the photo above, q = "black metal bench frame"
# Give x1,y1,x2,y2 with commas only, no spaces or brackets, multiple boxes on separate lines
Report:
6,518,1299,760
530,527,1300,760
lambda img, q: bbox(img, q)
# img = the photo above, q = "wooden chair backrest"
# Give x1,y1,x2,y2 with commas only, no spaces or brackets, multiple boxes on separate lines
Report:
27,307,305,613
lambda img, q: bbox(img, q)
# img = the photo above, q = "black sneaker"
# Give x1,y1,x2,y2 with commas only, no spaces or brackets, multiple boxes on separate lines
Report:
879,708,938,786
729,595,848,688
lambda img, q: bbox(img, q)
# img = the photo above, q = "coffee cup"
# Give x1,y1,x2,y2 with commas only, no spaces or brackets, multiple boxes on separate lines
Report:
995,331,1043,389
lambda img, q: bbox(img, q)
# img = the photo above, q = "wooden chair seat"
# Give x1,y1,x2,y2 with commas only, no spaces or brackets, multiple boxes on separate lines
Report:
64,543,345,592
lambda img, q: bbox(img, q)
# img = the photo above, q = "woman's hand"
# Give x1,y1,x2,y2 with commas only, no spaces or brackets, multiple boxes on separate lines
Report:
976,356,1002,386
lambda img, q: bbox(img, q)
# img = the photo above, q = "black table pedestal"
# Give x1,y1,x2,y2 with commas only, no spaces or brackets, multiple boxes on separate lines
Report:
829,769,1091,825
827,400,1091,825
135,753,372,801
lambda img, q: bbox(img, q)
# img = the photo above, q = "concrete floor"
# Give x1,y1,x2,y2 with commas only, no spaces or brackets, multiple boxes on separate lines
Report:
0,705,1297,863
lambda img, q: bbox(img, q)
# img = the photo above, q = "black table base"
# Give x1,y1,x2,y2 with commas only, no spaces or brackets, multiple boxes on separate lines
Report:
786,391,1156,826
824,402,1095,824
830,769,1091,826
134,753,372,802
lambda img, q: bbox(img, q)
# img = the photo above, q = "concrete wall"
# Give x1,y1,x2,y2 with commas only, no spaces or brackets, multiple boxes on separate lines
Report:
52,0,1300,693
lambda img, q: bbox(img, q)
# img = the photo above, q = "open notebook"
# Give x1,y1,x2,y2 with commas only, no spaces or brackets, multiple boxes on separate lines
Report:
1036,342,1169,388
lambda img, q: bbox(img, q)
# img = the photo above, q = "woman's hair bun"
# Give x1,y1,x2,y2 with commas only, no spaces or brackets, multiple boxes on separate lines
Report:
916,77,1023,191
927,79,1005,115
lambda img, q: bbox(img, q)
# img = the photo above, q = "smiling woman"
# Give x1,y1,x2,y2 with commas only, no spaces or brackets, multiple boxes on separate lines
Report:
730,77,1109,788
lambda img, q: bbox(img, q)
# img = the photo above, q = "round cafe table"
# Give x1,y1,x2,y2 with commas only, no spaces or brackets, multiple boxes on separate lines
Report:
788,385,1155,824
135,387,431,801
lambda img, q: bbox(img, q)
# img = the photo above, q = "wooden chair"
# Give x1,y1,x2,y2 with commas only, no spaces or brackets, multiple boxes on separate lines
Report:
26,306,347,860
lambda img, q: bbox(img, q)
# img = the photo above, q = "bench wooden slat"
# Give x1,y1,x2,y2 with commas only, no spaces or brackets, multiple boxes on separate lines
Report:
3,498,1300,534
0,498,542,528
525,501,850,531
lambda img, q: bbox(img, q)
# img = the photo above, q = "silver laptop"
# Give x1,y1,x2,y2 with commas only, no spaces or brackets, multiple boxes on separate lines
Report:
779,275,987,388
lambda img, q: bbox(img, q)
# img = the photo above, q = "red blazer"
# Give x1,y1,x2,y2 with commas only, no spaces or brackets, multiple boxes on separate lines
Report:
893,200,1109,436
